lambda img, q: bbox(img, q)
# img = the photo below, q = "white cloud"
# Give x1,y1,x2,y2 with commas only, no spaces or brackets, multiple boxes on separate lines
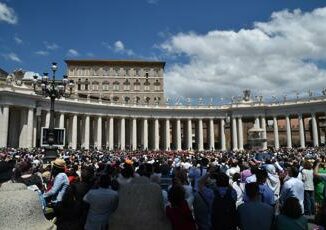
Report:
114,40,134,56
114,40,125,51
161,7,326,99
44,41,59,50
35,50,49,56
66,49,79,57
14,36,22,44
103,40,134,56
0,2,17,24
2,52,21,62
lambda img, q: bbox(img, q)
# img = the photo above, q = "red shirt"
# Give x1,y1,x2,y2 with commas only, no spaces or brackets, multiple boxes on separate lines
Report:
166,200,196,230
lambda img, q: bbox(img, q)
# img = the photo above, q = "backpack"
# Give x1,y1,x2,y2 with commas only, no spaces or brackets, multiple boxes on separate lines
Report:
211,188,237,230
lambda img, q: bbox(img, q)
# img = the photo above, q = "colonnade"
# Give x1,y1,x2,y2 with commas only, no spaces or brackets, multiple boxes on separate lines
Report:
0,103,323,151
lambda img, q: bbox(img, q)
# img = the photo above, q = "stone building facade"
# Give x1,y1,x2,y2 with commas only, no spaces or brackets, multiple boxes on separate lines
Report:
66,60,165,105
0,61,326,151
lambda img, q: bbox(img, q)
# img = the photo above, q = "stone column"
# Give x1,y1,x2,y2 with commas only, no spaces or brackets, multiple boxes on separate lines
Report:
254,117,260,128
273,116,279,149
209,119,215,150
59,113,65,129
286,115,292,148
71,114,78,149
261,116,267,150
120,118,125,150
45,111,50,128
311,113,319,147
176,119,181,151
33,112,37,148
109,117,114,150
132,118,137,150
83,115,90,150
198,119,204,151
164,119,170,151
220,119,226,151
19,110,27,148
26,108,34,148
232,117,238,151
237,117,244,150
154,118,159,150
96,116,102,150
143,118,148,150
298,114,305,148
0,105,9,147
187,119,192,150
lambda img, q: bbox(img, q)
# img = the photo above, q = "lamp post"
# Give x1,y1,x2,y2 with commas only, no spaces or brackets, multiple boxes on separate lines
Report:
33,62,74,162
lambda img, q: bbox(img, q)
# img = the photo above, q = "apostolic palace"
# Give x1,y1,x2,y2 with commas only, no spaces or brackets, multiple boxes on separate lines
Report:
0,59,325,151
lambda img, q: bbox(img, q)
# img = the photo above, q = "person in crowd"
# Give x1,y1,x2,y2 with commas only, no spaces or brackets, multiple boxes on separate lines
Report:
231,173,245,207
160,162,172,192
12,160,43,191
265,160,281,203
194,167,216,230
301,160,315,216
275,197,308,230
237,182,274,230
211,172,237,230
173,167,194,208
117,162,134,186
83,174,118,230
189,157,209,192
245,165,259,183
256,169,275,207
226,159,240,180
43,158,69,207
313,159,326,227
166,184,196,230
280,166,304,213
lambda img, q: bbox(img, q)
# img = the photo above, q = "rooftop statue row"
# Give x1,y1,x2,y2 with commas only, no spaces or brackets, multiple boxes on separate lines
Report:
2,70,326,107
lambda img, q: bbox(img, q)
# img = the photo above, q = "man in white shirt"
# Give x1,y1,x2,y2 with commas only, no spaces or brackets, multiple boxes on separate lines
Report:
280,166,304,213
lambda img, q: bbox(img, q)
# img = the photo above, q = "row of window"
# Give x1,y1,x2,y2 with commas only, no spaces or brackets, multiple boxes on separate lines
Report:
105,96,161,104
78,84,161,91
77,79,161,91
70,67,161,77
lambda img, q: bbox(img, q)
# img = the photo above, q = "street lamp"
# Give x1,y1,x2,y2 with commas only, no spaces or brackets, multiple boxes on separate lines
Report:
33,62,74,162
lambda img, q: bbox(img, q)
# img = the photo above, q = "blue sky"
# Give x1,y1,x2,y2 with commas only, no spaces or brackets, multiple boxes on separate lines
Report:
1,0,326,98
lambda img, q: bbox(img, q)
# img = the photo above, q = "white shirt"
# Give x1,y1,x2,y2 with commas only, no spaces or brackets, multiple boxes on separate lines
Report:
301,169,314,191
280,177,304,213
226,166,240,178
232,181,245,207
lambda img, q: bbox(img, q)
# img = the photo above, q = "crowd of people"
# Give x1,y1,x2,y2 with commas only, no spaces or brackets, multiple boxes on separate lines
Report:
1,146,326,230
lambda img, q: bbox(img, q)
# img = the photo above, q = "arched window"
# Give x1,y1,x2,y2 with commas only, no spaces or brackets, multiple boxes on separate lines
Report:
134,79,140,91
145,97,150,104
134,96,140,104
102,81,110,91
123,79,130,91
124,96,130,103
77,79,81,90
92,81,99,91
85,79,89,91
113,81,120,91
144,79,150,91
154,80,161,91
